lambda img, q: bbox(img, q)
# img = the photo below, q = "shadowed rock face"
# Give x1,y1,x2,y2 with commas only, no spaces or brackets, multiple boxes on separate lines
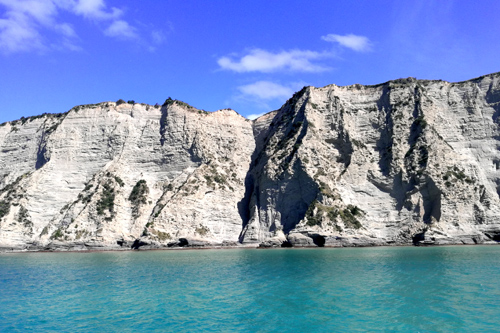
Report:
2,72,500,251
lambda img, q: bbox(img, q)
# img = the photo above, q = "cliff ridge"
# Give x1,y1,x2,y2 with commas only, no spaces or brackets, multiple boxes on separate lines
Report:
2,72,500,250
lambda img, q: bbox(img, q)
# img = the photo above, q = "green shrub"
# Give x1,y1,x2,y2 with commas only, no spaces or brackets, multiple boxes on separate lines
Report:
129,180,149,217
339,207,362,229
18,205,31,226
213,174,227,184
129,180,149,204
163,97,175,106
152,230,171,241
97,182,115,215
305,200,321,226
443,167,474,185
114,176,124,187
414,115,427,129
327,209,339,220
0,200,10,219
195,225,209,236
347,204,364,216
50,228,64,240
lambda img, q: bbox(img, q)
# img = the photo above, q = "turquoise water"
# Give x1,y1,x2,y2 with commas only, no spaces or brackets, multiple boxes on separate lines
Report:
1,246,500,332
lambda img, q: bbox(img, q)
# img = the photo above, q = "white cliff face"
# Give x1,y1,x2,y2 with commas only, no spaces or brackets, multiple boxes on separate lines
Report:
243,73,500,246
1,72,500,250
0,101,254,250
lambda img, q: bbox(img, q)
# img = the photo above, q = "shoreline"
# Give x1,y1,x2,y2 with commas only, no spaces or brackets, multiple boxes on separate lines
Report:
1,240,499,254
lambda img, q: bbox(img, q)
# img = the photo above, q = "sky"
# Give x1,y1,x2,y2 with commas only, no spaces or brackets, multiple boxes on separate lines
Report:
0,0,499,123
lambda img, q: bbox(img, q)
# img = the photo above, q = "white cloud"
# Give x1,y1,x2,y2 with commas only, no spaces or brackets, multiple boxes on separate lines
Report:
151,30,165,44
238,81,295,100
322,33,373,52
0,0,58,25
0,0,54,53
218,48,331,73
228,81,305,119
246,112,266,120
0,14,44,52
56,22,76,37
104,20,137,39
0,0,141,53
72,0,121,20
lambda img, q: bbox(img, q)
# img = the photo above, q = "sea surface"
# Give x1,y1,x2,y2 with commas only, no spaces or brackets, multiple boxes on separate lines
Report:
1,246,500,332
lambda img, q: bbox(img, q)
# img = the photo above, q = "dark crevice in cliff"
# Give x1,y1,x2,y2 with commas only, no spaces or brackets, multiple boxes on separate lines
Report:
373,84,413,210
408,86,425,147
239,88,319,239
412,229,427,245
187,133,202,163
35,145,49,170
487,81,500,125
277,159,319,234
393,171,408,211
375,84,394,177
484,231,500,242
281,106,308,170
35,130,50,170
237,174,253,240
237,112,276,241
310,234,326,247
269,101,318,233
326,96,353,170
159,106,168,146
325,134,353,170
405,87,429,177
420,178,442,223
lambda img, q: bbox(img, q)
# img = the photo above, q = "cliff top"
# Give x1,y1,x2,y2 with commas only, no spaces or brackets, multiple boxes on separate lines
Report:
2,71,499,127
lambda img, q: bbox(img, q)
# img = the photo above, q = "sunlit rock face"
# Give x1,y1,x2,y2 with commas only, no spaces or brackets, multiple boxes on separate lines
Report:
1,72,500,251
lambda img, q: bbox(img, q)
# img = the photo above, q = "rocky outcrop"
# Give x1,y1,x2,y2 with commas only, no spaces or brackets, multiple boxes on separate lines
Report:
2,72,500,251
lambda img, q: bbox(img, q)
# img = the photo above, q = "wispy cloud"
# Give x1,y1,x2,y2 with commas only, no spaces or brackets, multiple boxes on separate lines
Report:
238,81,296,100
220,34,374,118
231,80,305,118
0,0,150,54
73,0,122,20
0,0,56,53
56,22,76,37
104,20,137,39
151,30,165,44
218,48,331,73
246,112,266,120
0,11,43,52
321,33,373,52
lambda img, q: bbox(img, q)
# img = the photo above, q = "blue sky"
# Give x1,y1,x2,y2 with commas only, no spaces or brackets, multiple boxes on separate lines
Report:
0,0,499,123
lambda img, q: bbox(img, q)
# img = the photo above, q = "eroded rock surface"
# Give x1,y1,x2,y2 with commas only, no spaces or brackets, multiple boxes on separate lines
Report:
2,72,500,251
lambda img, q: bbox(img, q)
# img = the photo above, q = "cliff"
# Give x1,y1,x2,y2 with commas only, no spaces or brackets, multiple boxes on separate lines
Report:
1,72,500,251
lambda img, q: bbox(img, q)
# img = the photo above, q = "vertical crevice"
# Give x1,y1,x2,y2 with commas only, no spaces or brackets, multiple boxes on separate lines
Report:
159,106,168,146
375,84,394,176
35,131,50,170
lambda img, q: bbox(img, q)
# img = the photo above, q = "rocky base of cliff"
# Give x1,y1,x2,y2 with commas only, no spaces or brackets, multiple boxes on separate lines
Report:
258,229,500,249
1,233,499,252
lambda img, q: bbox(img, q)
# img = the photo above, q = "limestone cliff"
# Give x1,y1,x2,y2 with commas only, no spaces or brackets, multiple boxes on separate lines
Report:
1,72,500,251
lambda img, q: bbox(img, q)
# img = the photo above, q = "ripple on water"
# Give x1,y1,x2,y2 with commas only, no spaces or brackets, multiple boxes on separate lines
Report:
1,246,500,332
